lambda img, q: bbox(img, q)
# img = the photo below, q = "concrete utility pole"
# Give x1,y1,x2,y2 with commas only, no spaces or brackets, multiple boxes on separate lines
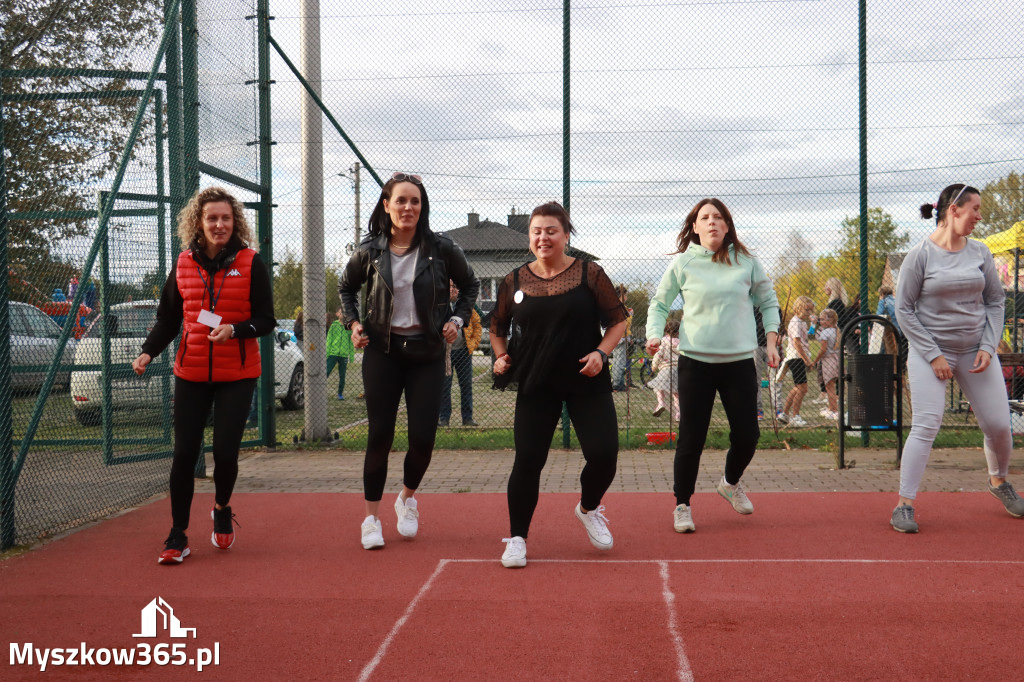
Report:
300,0,328,441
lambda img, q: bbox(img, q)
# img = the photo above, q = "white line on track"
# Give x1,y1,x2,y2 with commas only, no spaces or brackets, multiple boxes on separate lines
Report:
444,558,1024,564
359,556,1024,680
659,560,695,682
357,558,451,682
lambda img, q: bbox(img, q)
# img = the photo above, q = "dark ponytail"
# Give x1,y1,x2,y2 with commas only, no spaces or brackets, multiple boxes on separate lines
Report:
923,184,979,224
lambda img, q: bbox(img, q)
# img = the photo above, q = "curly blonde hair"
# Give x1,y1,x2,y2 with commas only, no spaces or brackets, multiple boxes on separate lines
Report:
176,186,255,251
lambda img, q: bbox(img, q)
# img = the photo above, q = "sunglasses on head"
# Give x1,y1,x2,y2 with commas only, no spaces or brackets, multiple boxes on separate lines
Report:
391,172,422,185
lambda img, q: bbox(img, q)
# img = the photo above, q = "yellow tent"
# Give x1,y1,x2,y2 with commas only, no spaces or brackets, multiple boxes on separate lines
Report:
978,220,1024,255
978,221,1024,346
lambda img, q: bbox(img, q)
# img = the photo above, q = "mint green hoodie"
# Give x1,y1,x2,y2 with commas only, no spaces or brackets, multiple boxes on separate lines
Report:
646,244,780,363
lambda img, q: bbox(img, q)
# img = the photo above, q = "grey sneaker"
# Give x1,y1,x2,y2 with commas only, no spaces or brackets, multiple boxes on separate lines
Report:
673,504,695,533
574,503,613,550
891,504,919,533
988,481,1024,518
716,476,754,514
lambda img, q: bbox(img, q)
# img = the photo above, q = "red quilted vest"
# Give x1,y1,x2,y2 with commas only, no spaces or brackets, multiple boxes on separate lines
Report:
174,248,262,382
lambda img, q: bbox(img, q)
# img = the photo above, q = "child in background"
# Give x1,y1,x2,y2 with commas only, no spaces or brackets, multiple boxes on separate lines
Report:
649,318,681,420
779,296,815,427
813,308,840,420
326,307,355,400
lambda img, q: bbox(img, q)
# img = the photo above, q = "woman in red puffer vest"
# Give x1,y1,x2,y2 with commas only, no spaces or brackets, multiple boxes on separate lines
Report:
133,187,276,565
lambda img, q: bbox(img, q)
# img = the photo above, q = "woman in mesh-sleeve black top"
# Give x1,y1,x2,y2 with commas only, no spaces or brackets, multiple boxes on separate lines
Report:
490,202,628,568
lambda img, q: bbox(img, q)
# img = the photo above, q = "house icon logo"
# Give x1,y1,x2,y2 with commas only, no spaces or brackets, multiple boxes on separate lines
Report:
133,597,197,639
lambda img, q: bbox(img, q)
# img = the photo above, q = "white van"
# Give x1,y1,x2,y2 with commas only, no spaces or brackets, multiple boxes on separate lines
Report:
70,300,303,426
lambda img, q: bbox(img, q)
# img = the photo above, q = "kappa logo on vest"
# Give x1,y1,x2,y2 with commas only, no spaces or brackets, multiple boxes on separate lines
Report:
226,268,242,277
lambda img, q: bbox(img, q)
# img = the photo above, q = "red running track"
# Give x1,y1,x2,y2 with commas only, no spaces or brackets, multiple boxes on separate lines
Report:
2,492,1023,680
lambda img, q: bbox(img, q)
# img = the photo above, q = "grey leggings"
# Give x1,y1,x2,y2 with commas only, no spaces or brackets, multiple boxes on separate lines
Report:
900,349,1012,499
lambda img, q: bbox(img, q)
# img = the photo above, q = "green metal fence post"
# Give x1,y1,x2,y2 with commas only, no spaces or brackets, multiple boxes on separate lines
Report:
156,89,174,443
165,0,184,240
266,35,383,189
181,0,205,475
181,0,200,197
165,0,185,453
561,0,571,448
258,0,276,447
99,195,113,464
0,70,16,549
858,0,870,446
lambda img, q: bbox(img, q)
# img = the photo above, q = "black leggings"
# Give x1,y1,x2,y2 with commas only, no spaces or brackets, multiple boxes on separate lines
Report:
361,339,445,501
169,377,256,529
674,356,759,505
508,390,618,538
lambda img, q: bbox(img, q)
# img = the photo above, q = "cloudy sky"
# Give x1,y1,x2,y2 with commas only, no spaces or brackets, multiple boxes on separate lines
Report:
247,0,1024,286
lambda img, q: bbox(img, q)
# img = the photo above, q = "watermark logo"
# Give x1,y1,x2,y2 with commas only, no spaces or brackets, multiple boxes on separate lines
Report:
10,597,219,672
134,597,196,638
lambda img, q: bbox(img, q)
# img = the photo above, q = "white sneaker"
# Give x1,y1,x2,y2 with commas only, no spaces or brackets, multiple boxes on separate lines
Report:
673,504,695,533
395,495,419,538
501,536,527,568
361,515,384,549
789,414,808,427
777,412,789,424
574,502,613,550
716,476,754,515
819,409,839,420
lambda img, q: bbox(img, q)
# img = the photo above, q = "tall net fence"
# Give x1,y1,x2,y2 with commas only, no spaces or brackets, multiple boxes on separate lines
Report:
0,0,275,548
3,0,1024,545
270,0,1024,448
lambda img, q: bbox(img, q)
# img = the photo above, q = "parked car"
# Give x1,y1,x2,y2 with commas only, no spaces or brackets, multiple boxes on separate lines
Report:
7,301,76,392
477,327,491,355
70,300,304,426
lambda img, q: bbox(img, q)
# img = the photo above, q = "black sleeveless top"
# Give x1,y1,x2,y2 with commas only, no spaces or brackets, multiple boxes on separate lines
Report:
491,259,628,396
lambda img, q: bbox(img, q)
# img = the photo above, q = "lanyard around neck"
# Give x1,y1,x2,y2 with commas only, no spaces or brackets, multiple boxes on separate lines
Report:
193,262,230,313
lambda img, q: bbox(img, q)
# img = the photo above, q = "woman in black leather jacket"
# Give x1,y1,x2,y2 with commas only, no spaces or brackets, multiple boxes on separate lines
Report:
339,172,478,550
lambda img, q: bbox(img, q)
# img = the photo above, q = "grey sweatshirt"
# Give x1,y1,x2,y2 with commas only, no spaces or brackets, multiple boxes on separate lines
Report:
895,237,1004,362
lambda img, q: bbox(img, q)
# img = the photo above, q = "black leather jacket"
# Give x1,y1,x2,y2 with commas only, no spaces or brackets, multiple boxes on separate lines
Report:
338,230,479,355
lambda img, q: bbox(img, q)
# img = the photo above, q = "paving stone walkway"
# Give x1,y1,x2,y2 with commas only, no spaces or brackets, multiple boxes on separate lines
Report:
197,446,1010,495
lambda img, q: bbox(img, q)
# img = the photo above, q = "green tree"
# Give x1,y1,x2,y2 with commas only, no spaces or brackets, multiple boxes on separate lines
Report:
979,171,1024,238
1,0,162,271
836,207,909,298
770,230,820,316
271,247,343,322
624,287,650,341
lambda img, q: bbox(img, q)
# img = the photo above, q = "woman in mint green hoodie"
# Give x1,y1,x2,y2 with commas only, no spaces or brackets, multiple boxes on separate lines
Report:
326,307,355,400
646,198,781,534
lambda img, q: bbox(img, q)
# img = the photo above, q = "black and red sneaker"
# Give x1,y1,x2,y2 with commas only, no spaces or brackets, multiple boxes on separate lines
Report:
158,528,190,565
211,506,238,549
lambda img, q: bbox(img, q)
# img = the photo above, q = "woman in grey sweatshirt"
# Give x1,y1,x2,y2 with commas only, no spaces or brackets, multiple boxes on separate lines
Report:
892,183,1024,533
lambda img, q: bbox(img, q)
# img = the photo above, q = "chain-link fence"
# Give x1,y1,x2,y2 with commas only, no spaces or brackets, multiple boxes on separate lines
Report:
0,0,279,548
270,0,1024,450
3,0,1024,545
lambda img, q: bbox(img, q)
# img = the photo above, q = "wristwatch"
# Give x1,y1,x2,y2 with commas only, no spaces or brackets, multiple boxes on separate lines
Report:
230,324,236,338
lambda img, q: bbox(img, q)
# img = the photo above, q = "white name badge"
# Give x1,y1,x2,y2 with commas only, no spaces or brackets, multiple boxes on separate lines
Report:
197,309,222,328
